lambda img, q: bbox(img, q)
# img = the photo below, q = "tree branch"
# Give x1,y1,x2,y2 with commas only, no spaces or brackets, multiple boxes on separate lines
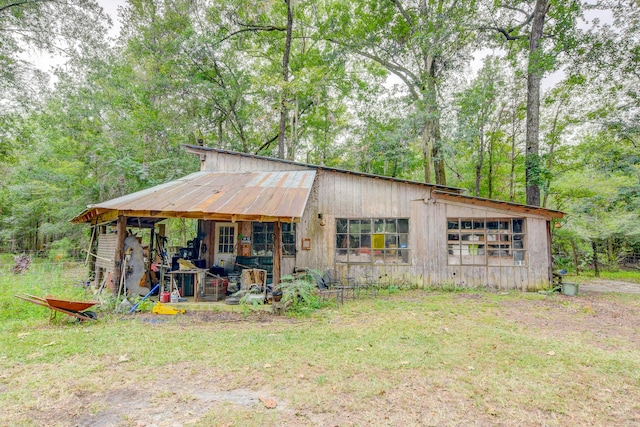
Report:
0,0,43,14
255,133,279,155
502,5,530,17
256,100,315,155
327,37,421,100
479,25,529,41
216,22,287,45
506,10,535,34
389,0,413,26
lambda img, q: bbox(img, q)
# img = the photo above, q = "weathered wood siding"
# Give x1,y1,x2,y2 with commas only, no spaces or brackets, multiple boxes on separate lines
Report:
203,152,309,173
295,170,433,284
96,233,116,272
435,201,551,290
200,150,554,290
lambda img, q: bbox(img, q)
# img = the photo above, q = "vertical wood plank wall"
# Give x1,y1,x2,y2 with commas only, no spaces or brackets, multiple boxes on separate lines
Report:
200,150,555,290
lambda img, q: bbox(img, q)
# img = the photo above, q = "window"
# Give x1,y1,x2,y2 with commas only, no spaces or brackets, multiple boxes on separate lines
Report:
251,222,296,256
447,218,526,266
217,225,236,254
336,218,409,264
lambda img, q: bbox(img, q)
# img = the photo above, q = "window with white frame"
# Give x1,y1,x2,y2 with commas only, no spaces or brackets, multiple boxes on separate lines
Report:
336,218,409,264
447,218,526,266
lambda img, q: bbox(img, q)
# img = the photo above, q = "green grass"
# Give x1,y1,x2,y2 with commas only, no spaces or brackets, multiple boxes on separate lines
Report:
1,258,640,426
580,269,640,284
0,255,90,327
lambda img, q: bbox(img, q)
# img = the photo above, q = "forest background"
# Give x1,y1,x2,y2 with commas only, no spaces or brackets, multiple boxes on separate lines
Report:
0,0,638,275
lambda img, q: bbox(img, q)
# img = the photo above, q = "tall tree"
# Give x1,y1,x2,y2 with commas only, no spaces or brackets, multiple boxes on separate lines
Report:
0,0,109,99
278,0,293,159
324,0,478,185
483,0,582,206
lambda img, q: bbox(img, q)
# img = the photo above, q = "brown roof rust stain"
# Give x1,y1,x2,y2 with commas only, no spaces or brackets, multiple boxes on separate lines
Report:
71,170,316,224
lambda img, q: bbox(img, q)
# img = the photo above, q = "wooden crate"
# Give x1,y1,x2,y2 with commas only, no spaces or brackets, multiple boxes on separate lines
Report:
203,278,228,301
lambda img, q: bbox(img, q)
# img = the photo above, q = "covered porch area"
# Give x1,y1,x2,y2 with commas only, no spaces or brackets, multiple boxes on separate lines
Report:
71,170,316,304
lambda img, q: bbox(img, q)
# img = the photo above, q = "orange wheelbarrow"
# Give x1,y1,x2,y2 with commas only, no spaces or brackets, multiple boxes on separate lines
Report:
16,294,99,321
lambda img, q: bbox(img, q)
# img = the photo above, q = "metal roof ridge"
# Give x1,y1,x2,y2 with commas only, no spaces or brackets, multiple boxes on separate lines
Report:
183,144,464,193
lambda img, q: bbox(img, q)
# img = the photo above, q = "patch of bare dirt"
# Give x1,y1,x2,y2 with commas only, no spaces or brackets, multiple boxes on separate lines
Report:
26,368,295,427
579,278,640,294
499,289,640,349
133,309,299,325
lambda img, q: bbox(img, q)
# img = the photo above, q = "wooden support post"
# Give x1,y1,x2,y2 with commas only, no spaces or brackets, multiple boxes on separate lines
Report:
202,220,215,268
273,221,282,286
150,227,155,261
112,215,127,294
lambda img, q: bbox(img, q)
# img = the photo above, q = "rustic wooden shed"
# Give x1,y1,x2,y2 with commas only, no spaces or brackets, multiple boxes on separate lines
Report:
72,146,563,293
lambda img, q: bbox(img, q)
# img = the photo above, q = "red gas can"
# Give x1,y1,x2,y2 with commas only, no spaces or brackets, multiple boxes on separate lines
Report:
160,291,170,303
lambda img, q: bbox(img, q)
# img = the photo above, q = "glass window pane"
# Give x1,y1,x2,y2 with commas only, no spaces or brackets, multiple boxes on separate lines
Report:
513,234,524,249
473,220,485,230
385,235,398,247
336,218,410,264
336,234,348,249
448,220,459,230
513,219,524,233
385,219,396,233
461,220,472,230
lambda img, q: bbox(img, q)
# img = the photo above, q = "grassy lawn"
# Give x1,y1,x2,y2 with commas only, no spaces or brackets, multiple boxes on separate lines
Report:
1,257,640,426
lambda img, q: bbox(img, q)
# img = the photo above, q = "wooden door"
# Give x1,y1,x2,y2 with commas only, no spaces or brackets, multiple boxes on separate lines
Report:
214,223,237,272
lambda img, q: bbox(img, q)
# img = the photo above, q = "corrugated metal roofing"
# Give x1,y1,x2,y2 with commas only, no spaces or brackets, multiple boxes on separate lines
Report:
71,170,316,224
432,190,564,219
184,145,465,193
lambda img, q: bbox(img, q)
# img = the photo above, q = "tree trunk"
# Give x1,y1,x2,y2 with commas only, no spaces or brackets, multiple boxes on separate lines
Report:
422,127,432,183
592,240,600,278
525,0,548,206
509,112,517,202
278,0,293,159
475,123,486,197
570,238,580,275
423,59,446,185
488,136,494,199
542,99,565,208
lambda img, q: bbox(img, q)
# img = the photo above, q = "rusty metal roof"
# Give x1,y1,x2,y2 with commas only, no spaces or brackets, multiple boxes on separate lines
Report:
185,145,465,193
71,170,316,224
432,190,564,219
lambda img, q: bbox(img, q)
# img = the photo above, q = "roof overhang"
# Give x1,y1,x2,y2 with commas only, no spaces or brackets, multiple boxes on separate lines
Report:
432,190,564,219
71,170,316,225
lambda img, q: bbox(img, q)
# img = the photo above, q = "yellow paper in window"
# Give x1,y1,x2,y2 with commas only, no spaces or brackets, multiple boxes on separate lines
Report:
372,234,385,249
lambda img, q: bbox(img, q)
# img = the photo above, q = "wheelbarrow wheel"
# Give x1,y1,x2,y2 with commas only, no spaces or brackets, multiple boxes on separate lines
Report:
77,311,97,321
